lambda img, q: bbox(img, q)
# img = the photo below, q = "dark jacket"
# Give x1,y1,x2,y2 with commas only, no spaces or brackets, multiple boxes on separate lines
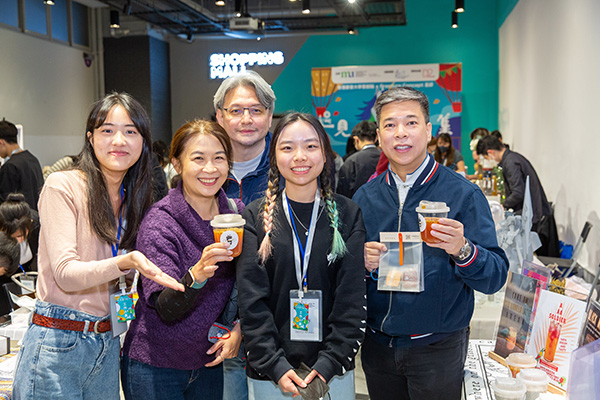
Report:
353,154,508,340
337,145,381,198
0,150,44,211
223,133,271,205
237,194,367,383
499,148,552,224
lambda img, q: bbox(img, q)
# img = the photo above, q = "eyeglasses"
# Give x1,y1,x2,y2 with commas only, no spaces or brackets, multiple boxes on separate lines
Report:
222,106,268,118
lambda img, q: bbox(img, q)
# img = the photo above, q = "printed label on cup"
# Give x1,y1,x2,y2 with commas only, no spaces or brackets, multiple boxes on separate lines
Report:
217,230,239,250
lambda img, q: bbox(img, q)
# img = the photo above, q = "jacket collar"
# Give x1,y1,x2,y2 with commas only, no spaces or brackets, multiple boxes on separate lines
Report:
383,153,439,188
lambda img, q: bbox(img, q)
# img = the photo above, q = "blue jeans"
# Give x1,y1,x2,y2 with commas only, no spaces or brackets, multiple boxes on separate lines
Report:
361,328,469,400
121,355,223,400
12,301,120,400
223,357,248,400
248,370,355,400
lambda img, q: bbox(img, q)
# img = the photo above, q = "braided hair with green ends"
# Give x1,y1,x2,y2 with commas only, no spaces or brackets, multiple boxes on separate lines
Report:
258,112,347,264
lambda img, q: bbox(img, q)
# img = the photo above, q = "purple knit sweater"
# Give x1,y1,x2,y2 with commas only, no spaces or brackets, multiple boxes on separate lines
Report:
122,183,244,370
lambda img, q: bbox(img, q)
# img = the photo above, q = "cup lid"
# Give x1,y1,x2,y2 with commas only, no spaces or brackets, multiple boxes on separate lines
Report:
210,213,245,228
491,377,526,397
517,368,549,388
415,200,450,213
506,352,537,368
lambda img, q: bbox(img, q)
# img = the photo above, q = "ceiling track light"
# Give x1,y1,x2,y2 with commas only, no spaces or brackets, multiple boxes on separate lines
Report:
348,0,356,3
110,10,120,29
347,27,355,35
44,0,55,5
455,0,465,13
215,0,225,6
451,11,458,28
302,0,310,14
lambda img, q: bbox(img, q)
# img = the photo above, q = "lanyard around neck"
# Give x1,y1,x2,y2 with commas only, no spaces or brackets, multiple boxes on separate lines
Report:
110,184,124,258
282,189,320,298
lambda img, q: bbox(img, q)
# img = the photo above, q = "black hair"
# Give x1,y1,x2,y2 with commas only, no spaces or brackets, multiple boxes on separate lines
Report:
0,120,18,144
0,231,20,276
478,135,505,154
351,120,378,142
78,92,154,250
0,193,34,239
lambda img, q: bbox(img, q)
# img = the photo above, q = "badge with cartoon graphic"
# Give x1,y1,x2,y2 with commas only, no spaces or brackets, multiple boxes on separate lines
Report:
115,293,135,322
290,290,322,342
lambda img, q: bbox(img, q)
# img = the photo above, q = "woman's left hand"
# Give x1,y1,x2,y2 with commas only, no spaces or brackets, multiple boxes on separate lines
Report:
116,251,184,291
205,323,243,367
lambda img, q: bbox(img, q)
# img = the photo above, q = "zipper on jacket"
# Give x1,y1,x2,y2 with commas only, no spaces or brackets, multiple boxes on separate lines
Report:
380,185,406,334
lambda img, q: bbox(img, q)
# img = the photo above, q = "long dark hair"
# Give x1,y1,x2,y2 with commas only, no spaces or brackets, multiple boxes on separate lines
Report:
77,92,154,250
434,133,456,167
258,112,346,263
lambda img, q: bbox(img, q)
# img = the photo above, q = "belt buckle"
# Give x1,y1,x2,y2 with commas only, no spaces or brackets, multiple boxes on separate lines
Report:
93,320,101,334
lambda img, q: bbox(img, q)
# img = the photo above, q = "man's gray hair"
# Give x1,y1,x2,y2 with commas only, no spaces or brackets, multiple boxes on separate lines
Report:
213,70,276,112
374,86,430,125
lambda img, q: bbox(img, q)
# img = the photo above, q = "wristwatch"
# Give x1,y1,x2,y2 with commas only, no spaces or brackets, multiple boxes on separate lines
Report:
453,238,472,262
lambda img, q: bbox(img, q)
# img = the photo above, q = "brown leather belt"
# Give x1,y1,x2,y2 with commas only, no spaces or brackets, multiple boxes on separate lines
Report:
32,312,111,334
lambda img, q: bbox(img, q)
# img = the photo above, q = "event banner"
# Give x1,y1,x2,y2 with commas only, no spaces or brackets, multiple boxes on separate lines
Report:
311,63,462,157
525,290,586,389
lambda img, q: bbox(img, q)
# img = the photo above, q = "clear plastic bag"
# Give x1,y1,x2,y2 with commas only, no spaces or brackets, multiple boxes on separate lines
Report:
377,232,424,292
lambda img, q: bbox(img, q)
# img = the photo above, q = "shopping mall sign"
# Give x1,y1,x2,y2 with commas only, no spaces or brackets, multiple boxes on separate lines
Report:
209,51,284,79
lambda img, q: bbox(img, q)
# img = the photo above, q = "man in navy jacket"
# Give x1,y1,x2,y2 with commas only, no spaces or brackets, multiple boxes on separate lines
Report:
353,87,508,400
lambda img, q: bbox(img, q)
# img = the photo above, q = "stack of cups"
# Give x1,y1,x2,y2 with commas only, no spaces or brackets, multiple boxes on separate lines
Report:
505,352,537,378
490,377,527,400
516,369,548,400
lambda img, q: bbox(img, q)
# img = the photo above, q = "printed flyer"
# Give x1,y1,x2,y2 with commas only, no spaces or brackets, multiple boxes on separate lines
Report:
494,272,539,358
581,300,600,345
525,290,586,389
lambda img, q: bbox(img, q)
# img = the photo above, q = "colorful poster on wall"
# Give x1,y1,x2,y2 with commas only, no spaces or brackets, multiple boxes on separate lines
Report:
311,63,462,157
525,290,586,390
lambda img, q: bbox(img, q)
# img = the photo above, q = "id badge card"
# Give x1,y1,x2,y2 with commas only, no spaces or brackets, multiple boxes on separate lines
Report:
289,290,322,342
109,284,133,337
377,232,425,293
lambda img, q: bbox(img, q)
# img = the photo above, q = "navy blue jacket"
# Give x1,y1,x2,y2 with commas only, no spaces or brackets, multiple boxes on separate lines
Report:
353,154,508,338
223,133,271,205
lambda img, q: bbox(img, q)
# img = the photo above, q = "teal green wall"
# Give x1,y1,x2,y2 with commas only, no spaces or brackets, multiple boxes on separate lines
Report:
272,0,500,170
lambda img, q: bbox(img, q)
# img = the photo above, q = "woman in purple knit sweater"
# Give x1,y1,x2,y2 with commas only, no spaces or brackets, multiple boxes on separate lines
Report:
121,120,244,400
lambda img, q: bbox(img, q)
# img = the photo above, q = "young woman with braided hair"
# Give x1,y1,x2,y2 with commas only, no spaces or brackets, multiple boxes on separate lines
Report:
237,112,367,400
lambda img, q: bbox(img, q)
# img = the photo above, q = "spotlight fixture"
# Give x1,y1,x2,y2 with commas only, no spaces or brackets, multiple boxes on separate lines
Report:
110,10,120,29
455,0,465,13
451,11,458,28
348,0,356,3
302,0,310,14
347,27,355,35
44,0,55,4
215,0,225,5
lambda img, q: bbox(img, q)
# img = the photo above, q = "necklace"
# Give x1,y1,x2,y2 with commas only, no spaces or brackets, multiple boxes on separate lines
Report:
289,202,324,236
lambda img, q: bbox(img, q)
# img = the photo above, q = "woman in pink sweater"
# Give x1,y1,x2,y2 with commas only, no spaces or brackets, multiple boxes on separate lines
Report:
12,93,183,400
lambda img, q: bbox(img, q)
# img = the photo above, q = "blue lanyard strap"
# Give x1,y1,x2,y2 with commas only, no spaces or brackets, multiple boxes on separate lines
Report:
110,184,124,258
287,201,308,289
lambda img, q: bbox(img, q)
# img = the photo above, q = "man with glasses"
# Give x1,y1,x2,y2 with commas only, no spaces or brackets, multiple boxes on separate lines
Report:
213,71,276,400
214,70,276,206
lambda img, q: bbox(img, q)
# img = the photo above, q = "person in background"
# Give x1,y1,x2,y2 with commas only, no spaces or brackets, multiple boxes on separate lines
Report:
434,133,466,175
215,70,276,206
0,193,39,271
213,70,276,400
342,131,358,161
466,128,490,180
427,136,437,155
354,87,508,400
0,120,44,211
237,112,366,399
153,140,178,189
490,129,509,149
337,120,381,198
478,135,559,257
122,120,244,400
0,230,21,316
43,155,80,180
12,92,184,400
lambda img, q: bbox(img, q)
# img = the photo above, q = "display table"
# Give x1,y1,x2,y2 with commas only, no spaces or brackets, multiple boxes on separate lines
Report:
0,348,18,400
462,340,509,400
